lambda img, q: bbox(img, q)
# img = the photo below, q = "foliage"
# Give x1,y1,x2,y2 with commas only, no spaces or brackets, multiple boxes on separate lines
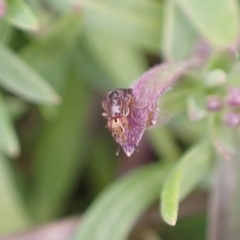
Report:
0,0,240,239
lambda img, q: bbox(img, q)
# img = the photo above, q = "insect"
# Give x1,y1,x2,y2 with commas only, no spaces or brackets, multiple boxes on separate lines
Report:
102,89,134,144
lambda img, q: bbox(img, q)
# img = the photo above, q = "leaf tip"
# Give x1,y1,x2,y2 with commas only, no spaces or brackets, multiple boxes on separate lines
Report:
5,140,20,158
167,217,177,226
53,95,62,104
161,206,178,226
9,147,20,158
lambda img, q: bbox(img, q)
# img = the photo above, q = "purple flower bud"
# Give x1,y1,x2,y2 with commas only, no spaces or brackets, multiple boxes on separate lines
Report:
0,0,5,18
226,87,240,107
207,96,223,111
223,112,240,127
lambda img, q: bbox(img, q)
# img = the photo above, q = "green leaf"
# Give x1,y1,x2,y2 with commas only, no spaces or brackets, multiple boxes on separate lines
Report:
170,114,205,145
207,49,238,74
161,0,198,60
85,132,118,197
85,29,147,87
30,76,91,221
161,166,181,225
177,0,240,47
161,81,198,115
228,62,240,87
0,153,31,234
0,20,12,44
204,69,226,88
45,0,79,13
71,163,172,240
20,13,82,95
187,94,207,121
161,140,212,225
0,92,19,157
73,39,114,91
6,0,38,31
148,126,181,162
82,0,162,52
0,45,60,104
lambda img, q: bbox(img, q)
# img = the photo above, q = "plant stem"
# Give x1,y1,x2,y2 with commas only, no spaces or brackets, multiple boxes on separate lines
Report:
207,130,240,240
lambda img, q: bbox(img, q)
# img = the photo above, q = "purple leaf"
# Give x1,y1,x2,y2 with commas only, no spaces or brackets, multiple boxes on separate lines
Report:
123,62,188,156
102,44,210,157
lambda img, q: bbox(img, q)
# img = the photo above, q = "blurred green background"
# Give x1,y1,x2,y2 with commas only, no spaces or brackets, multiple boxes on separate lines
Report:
0,0,240,239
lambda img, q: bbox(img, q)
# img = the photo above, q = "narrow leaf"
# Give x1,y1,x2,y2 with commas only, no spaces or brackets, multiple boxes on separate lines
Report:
0,20,11,44
0,153,31,234
228,62,240,87
30,76,91,221
161,140,212,225
161,0,198,60
45,0,78,13
0,92,19,157
179,140,212,200
161,166,181,225
85,28,147,87
177,0,240,47
6,0,38,31
0,45,60,104
86,132,117,197
71,163,172,240
73,39,114,90
20,13,82,94
82,0,162,52
149,126,181,162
